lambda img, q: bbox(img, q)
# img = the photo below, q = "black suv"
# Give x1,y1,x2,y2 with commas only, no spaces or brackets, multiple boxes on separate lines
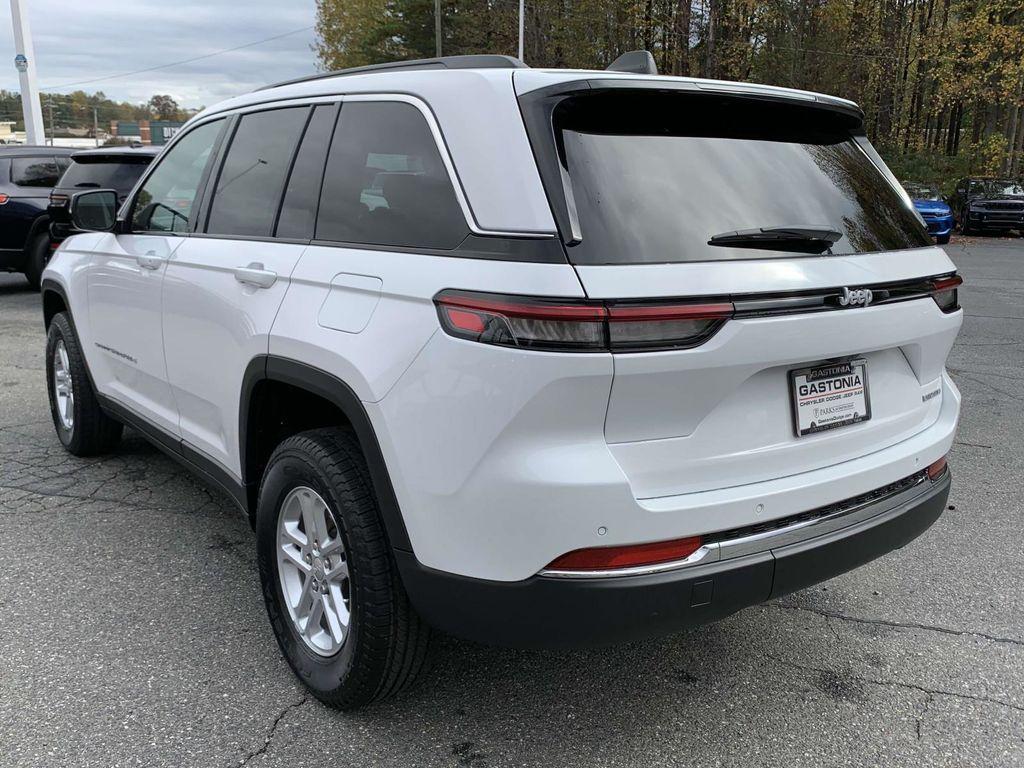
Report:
48,145,160,246
0,146,75,289
949,178,1024,236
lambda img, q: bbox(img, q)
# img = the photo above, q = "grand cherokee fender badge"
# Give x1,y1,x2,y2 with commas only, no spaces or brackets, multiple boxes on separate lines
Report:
834,287,874,307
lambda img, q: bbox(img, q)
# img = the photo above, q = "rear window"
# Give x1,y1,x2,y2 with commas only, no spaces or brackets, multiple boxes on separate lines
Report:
548,91,930,265
11,156,60,187
60,158,151,195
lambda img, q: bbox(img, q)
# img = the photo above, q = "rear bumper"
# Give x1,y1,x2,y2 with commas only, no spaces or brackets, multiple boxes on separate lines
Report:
397,471,950,648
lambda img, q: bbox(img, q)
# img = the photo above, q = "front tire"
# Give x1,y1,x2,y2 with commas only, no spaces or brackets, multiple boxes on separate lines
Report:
46,312,123,455
256,428,433,709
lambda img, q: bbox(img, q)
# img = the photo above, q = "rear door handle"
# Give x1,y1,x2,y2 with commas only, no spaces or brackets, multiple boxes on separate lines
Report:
137,252,165,270
234,262,277,289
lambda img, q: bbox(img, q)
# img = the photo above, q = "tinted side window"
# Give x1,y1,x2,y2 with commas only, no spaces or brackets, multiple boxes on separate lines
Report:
276,104,338,240
12,156,60,187
206,107,309,238
316,101,468,249
132,120,223,233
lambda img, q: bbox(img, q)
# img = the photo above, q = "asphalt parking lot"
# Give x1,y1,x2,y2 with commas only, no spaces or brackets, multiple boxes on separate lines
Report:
1,237,1022,768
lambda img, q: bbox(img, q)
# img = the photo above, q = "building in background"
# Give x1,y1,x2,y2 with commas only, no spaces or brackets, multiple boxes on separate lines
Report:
109,119,183,145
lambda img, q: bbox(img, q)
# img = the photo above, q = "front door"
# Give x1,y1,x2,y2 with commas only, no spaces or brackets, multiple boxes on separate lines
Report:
87,119,225,434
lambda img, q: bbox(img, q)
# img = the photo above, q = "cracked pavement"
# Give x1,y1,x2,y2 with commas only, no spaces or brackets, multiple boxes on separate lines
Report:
1,237,1023,767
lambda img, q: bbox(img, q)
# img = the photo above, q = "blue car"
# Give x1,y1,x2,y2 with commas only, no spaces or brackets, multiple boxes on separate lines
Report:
902,181,953,244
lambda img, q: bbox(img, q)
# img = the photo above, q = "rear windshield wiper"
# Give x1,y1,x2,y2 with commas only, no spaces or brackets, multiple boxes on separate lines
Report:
708,226,843,254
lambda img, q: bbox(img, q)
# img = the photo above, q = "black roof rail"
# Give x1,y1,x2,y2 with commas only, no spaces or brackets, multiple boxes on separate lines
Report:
257,54,528,92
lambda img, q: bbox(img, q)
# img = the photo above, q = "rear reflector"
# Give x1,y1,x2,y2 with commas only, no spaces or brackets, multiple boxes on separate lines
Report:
545,536,704,571
926,455,948,480
930,275,962,313
435,290,733,353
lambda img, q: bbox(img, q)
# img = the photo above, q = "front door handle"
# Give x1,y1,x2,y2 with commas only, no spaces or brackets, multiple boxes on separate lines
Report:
137,252,165,270
234,262,277,289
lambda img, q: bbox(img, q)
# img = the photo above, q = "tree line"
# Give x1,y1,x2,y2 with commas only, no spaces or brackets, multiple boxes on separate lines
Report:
315,0,1024,188
0,90,199,137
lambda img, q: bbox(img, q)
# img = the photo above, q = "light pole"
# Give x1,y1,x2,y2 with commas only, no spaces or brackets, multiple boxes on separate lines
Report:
518,0,524,62
10,0,46,145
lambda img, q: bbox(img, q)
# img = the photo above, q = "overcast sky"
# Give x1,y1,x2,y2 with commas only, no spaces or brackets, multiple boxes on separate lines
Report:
0,0,319,109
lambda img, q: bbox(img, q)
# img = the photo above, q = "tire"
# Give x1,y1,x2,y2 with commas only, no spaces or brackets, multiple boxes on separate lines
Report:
23,232,50,291
45,312,123,456
256,428,433,709
936,233,950,245
959,215,972,236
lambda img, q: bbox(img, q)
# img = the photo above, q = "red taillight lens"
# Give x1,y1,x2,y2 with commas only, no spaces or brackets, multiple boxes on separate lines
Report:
434,290,734,353
926,455,948,480
546,536,704,572
930,275,962,313
0,193,9,205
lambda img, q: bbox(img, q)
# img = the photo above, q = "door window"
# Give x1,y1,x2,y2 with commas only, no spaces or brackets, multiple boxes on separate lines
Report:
206,107,309,238
316,101,468,249
131,120,224,233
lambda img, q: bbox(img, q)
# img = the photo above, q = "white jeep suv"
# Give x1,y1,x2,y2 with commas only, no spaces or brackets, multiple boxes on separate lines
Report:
40,54,962,708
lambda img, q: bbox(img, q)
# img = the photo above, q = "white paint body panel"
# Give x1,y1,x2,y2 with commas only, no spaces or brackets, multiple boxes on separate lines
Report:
162,237,306,478
84,232,182,435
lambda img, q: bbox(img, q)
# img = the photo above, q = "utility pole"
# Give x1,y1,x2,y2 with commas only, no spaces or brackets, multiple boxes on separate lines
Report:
93,106,99,147
434,0,441,57
10,0,46,145
46,96,53,146
518,0,525,62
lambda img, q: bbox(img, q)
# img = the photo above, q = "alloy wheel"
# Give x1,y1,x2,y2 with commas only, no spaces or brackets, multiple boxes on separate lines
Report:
53,340,74,431
276,486,351,656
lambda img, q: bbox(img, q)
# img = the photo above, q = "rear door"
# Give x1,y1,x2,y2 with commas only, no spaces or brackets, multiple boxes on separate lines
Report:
519,84,962,500
161,104,334,477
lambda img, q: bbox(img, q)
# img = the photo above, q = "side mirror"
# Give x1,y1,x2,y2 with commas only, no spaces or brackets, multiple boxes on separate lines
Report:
71,189,118,232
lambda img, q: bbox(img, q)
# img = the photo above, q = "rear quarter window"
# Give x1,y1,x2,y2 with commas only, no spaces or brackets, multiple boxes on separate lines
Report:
315,101,468,250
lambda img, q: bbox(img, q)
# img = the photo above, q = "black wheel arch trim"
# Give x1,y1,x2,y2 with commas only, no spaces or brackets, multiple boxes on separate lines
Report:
240,355,414,553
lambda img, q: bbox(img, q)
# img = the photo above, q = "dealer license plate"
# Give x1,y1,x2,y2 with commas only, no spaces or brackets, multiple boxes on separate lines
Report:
790,359,871,437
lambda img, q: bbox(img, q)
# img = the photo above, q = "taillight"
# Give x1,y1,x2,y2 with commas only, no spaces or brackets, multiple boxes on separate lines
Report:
434,290,734,353
0,193,9,205
930,275,962,313
49,192,69,207
545,536,704,572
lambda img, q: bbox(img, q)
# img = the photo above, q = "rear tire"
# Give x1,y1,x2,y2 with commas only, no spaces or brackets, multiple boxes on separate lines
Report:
256,428,433,709
23,233,50,291
45,312,123,455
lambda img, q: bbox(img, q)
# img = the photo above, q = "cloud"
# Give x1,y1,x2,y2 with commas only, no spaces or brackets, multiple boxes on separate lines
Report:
0,0,319,108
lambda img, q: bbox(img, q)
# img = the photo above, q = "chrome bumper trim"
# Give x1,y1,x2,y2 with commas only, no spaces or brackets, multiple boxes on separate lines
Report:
539,472,933,580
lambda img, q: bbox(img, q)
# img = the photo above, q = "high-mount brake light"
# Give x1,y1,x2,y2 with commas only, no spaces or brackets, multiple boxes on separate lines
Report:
434,290,734,353
930,274,962,313
545,536,705,572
